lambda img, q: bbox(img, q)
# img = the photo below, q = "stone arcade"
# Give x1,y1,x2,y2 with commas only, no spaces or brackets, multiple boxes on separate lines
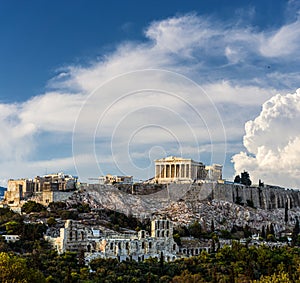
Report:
46,219,182,262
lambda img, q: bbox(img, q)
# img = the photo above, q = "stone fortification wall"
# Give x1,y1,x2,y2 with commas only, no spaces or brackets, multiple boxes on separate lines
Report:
213,183,300,209
82,182,300,212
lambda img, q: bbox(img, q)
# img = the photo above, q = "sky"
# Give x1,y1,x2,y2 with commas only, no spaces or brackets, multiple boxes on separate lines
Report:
1,0,300,188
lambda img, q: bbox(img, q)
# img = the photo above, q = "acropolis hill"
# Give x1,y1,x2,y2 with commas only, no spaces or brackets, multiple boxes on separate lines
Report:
3,156,300,211
2,156,300,235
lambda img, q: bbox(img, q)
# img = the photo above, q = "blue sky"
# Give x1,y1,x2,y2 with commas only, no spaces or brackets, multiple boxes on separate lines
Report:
0,0,290,101
1,0,300,187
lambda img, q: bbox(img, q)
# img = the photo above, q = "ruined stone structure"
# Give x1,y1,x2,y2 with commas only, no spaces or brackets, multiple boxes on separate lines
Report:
5,179,35,205
46,218,180,262
155,156,207,183
205,164,223,181
98,174,133,185
180,237,211,256
33,173,78,192
3,173,77,207
181,181,300,210
213,183,300,210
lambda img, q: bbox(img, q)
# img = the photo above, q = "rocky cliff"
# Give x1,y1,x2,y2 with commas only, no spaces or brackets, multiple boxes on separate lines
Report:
70,182,300,234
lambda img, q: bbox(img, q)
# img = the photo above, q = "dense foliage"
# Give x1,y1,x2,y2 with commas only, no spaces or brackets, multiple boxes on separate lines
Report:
234,171,252,186
1,207,300,282
22,200,46,214
0,244,300,282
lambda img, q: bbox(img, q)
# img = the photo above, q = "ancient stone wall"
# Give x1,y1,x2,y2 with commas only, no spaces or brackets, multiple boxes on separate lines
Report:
212,183,300,210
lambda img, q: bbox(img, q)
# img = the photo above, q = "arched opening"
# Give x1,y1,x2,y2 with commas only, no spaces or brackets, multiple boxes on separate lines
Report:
110,243,114,250
161,230,165,237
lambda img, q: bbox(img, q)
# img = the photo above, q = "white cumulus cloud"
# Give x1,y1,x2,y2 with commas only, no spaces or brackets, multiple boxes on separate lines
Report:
232,89,300,188
1,11,300,185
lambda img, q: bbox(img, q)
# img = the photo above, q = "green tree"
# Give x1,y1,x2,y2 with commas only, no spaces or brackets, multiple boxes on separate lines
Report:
173,233,181,246
292,216,300,246
253,271,291,283
241,171,252,186
284,202,288,223
261,226,266,239
210,220,215,233
234,175,241,183
5,221,22,235
0,252,45,283
46,217,56,227
188,221,202,238
22,201,46,214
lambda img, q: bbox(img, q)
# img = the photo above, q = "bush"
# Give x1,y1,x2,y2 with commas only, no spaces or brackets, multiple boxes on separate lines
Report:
22,201,46,214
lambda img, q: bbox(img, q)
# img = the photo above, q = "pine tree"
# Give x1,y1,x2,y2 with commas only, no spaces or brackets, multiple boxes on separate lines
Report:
211,220,215,233
270,223,275,236
234,175,241,183
241,171,252,186
292,216,300,246
261,226,266,239
284,201,289,223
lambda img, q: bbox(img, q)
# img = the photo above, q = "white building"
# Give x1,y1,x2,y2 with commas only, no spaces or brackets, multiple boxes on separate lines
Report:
46,218,179,262
2,235,20,243
155,156,206,184
98,174,133,185
205,164,223,181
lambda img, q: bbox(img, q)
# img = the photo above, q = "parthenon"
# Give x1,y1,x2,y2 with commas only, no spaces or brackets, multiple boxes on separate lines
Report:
155,156,207,183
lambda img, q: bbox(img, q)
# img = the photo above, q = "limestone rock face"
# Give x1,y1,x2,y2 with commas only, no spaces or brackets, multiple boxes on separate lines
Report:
213,184,300,209
69,182,300,233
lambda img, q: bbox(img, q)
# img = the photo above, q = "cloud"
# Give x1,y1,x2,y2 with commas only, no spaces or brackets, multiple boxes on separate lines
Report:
232,89,300,188
259,18,300,57
1,11,300,185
